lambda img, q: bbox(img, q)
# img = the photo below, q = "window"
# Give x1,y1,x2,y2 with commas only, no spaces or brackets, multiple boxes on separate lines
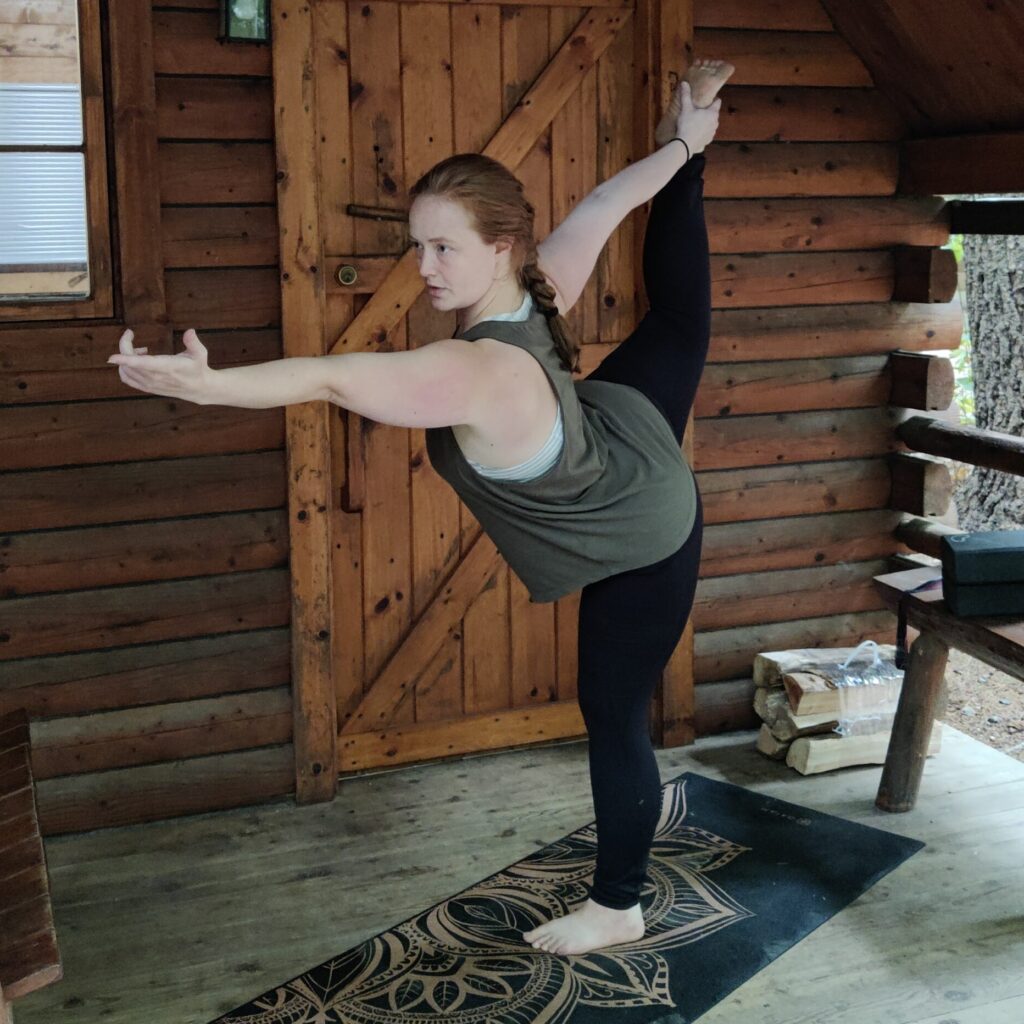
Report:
0,1,114,320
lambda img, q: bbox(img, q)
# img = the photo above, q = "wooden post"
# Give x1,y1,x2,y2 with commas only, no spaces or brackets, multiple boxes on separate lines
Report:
648,0,696,750
876,630,949,812
272,0,338,802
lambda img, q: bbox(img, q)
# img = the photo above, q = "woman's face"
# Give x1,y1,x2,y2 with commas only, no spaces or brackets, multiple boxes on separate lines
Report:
408,195,511,311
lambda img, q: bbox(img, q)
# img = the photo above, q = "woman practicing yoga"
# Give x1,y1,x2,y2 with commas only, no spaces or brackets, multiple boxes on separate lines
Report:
108,57,733,957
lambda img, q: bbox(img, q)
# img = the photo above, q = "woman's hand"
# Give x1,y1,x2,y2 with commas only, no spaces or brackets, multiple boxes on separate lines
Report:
673,81,721,156
107,327,216,404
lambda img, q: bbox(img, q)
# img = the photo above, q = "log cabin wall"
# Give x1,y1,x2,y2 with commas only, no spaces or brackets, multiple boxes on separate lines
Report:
0,0,963,835
2,0,295,836
665,0,961,731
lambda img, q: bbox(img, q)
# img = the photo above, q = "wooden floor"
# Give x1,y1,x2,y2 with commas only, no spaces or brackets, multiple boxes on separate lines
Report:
14,724,1024,1024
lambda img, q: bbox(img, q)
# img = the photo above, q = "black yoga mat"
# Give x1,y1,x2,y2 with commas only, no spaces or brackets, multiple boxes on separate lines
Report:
209,771,923,1024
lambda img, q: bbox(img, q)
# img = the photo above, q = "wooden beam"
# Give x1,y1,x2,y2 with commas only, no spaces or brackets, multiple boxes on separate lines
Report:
651,0,696,753
893,515,962,560
325,6,631,358
888,453,953,518
888,350,955,410
338,531,504,735
897,415,1024,478
948,199,1024,235
108,0,168,325
272,0,337,803
892,246,957,303
901,131,1024,195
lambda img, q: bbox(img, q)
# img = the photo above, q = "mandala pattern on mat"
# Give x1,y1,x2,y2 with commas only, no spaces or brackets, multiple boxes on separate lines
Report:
217,776,754,1024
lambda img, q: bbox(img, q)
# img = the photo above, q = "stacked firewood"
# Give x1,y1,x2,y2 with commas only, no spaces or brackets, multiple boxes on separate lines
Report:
752,644,943,774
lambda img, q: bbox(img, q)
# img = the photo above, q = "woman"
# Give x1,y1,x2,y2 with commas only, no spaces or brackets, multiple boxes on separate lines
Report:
110,58,731,957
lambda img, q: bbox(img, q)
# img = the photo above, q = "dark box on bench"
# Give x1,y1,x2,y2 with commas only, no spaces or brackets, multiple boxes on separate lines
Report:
940,529,1024,617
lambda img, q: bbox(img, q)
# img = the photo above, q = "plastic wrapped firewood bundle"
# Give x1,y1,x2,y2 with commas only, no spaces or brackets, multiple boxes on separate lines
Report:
753,640,933,772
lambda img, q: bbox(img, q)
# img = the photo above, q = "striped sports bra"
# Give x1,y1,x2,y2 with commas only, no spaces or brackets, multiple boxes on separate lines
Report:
463,293,565,482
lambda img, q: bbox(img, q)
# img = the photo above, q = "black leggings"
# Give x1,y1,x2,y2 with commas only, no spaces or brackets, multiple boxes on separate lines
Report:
575,152,710,910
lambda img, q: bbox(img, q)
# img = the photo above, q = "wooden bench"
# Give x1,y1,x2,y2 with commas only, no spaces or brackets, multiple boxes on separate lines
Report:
0,709,62,1023
873,567,1024,812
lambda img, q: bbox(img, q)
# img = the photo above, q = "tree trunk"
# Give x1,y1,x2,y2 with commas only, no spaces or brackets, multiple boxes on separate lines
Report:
952,228,1024,530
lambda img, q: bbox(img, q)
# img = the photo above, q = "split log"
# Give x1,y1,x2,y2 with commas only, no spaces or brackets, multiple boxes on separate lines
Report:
752,644,898,687
755,723,790,760
789,721,942,776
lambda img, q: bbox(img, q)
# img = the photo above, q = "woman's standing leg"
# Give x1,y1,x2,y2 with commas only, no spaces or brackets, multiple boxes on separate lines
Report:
576,486,704,910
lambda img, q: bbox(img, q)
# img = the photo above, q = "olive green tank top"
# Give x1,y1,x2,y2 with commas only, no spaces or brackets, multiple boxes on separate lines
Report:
424,307,698,603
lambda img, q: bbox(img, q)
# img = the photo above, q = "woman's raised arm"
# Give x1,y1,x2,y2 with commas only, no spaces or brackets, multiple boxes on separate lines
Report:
537,80,719,317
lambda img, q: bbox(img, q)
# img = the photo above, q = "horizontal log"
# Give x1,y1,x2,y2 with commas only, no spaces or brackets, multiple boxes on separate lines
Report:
695,0,834,32
1,570,289,661
712,250,893,307
897,415,1024,478
900,132,1024,194
716,86,904,142
694,29,873,87
155,77,274,141
697,459,893,525
888,350,955,410
692,677,760,736
0,628,289,721
696,355,890,417
701,508,908,576
1,328,283,404
0,450,285,533
161,205,279,268
892,246,958,303
158,142,277,204
693,559,892,632
705,196,948,252
694,406,911,471
894,515,965,560
0,398,282,472
152,9,273,76
0,510,288,598
707,300,963,361
704,142,898,197
30,689,292,778
325,250,896,307
0,321,173,376
888,452,953,518
948,200,1024,235
35,744,294,836
694,609,897,683
339,699,586,773
165,267,280,328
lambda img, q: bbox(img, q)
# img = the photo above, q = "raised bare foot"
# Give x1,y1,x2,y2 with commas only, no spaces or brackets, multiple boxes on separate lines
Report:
522,897,645,957
685,57,735,107
655,57,735,146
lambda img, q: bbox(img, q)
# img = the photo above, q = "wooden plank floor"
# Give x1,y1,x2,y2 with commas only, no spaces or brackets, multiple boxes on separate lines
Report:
13,724,1024,1024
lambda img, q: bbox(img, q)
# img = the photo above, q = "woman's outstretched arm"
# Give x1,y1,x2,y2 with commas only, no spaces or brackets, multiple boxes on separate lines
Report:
108,327,502,429
537,81,719,315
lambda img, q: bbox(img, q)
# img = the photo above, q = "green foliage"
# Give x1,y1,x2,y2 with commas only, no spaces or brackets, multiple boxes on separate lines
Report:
943,233,975,425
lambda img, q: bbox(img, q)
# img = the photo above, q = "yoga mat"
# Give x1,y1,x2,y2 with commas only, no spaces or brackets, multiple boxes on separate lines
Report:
209,771,923,1023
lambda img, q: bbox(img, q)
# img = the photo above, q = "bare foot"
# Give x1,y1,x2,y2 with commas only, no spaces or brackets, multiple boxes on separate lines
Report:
522,897,645,956
655,57,735,145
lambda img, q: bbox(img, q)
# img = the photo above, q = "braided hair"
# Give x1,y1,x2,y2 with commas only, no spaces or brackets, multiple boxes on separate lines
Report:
409,154,581,375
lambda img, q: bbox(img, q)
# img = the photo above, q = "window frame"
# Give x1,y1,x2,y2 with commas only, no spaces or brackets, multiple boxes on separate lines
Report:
0,0,169,343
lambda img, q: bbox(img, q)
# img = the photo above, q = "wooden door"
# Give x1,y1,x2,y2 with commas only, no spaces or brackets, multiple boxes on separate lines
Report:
273,0,694,801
